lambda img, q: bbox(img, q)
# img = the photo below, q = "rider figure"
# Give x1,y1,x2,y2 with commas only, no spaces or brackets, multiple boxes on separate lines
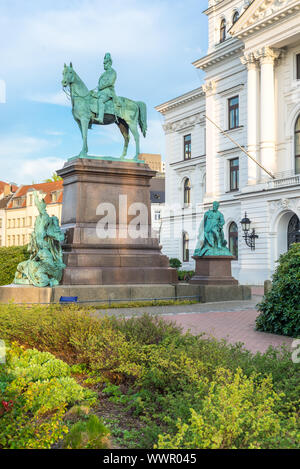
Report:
97,53,118,123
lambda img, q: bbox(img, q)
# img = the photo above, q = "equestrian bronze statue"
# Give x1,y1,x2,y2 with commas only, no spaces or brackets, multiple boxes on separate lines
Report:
62,53,147,160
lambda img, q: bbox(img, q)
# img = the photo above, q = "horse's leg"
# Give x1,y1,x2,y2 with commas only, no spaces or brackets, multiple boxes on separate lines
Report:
117,121,130,159
79,119,89,157
76,119,83,139
128,119,140,160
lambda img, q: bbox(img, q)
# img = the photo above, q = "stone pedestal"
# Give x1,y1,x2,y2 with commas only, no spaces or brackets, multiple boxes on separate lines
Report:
189,256,238,285
57,158,177,285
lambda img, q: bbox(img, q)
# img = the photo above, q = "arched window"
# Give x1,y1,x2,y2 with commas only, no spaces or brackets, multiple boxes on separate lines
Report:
295,115,300,174
184,178,191,205
220,18,226,43
183,232,189,262
228,222,238,258
287,214,300,249
232,11,239,24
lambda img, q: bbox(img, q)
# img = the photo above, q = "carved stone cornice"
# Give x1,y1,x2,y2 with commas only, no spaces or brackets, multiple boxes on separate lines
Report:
156,87,205,115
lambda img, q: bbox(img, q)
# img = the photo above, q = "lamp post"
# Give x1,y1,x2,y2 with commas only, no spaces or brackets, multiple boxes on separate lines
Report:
240,212,258,251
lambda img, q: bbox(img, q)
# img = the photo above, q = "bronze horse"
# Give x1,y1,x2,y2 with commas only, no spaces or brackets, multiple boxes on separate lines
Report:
62,63,147,159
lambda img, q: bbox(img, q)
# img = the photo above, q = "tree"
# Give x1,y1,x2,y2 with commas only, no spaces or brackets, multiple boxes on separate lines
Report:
44,172,62,183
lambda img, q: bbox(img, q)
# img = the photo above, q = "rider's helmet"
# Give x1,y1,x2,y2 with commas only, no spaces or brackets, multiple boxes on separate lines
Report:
104,53,112,65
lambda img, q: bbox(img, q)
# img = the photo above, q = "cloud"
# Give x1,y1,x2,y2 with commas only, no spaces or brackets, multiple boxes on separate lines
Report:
0,135,64,184
29,91,70,107
20,157,65,183
0,135,49,158
0,1,174,81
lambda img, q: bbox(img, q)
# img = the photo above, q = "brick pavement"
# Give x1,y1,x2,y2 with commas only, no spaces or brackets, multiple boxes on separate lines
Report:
163,308,293,354
99,287,294,355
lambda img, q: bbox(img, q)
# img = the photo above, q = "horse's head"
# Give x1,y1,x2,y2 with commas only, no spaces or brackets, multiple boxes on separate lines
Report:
62,62,75,88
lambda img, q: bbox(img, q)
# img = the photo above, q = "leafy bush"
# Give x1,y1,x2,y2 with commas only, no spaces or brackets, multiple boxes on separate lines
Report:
156,368,299,449
0,305,299,449
178,270,195,281
256,243,300,337
0,246,29,286
169,258,182,269
63,414,110,449
0,343,97,449
111,313,182,345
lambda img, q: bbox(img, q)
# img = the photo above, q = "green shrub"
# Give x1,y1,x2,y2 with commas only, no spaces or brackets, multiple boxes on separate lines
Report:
0,246,30,286
0,306,299,449
0,343,96,449
156,368,299,449
111,313,182,345
63,414,110,449
169,258,182,269
178,270,195,281
256,243,300,337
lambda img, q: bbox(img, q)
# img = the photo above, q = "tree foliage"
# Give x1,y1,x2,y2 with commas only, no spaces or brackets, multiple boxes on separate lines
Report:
256,243,300,338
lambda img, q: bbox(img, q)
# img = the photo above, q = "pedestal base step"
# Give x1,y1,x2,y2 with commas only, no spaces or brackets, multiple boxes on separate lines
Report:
0,284,251,304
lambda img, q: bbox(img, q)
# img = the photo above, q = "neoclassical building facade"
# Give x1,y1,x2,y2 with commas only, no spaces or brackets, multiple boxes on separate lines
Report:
156,0,300,284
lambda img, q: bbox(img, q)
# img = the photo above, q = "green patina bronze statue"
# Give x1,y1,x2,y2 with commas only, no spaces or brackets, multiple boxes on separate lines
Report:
194,201,233,257
14,191,65,287
62,53,147,160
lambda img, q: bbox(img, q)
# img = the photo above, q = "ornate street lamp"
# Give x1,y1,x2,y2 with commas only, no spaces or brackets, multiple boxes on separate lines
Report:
240,212,258,251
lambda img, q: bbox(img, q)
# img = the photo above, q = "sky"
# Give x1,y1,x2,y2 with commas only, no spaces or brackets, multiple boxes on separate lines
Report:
0,0,208,185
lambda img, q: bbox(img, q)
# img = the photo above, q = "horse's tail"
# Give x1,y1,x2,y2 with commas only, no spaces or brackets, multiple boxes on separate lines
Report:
137,101,147,137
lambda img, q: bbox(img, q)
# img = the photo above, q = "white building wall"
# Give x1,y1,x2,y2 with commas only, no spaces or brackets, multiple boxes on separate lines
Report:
156,0,300,285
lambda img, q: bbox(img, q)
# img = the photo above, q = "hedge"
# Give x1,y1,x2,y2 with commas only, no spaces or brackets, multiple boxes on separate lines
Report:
0,246,30,286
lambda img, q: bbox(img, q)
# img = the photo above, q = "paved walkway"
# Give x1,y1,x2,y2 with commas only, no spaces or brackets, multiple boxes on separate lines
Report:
99,288,294,355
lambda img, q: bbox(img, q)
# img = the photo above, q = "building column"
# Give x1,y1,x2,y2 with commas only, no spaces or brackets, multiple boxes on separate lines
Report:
254,47,281,178
203,80,216,199
241,52,260,185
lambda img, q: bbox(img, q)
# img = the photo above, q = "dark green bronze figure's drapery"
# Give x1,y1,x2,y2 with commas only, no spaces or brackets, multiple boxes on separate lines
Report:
194,201,232,257
14,191,65,287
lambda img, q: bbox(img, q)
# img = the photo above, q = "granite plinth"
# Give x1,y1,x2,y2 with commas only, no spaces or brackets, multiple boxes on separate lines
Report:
0,283,251,304
190,255,238,286
57,158,177,285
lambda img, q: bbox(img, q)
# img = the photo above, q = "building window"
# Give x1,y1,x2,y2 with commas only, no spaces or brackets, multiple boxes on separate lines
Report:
184,134,191,160
228,96,239,129
296,54,300,80
232,11,239,24
295,115,300,174
288,214,300,249
220,18,226,43
183,232,189,262
184,178,191,205
229,158,239,191
154,211,161,221
228,222,238,259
